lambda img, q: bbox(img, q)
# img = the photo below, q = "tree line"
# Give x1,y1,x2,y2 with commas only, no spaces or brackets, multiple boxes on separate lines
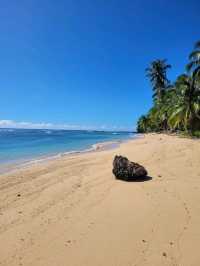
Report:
137,40,200,137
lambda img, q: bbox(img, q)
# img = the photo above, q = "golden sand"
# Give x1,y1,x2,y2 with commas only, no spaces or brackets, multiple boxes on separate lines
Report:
0,134,200,266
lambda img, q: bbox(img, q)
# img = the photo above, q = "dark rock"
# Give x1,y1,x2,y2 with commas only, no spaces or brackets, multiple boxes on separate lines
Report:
112,155,148,181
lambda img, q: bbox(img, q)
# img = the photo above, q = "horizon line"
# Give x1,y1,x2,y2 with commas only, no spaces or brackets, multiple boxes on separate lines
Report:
0,119,135,132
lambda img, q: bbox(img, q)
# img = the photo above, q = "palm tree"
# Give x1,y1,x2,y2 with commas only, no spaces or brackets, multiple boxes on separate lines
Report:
137,115,149,133
146,59,171,102
156,88,178,131
146,106,161,131
137,41,200,135
168,74,200,132
186,40,200,79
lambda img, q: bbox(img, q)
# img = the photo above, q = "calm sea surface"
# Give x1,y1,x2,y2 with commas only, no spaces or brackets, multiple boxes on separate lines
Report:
0,128,135,166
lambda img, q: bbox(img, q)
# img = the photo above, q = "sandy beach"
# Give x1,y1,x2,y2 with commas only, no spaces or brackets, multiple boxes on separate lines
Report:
0,133,200,266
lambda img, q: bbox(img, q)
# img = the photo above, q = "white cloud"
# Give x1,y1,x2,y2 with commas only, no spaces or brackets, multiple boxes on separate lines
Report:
0,120,133,131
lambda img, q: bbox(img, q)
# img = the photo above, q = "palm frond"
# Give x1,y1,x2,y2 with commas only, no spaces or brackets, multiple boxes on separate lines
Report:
192,66,200,79
193,102,200,113
189,50,200,60
195,40,200,49
186,62,194,72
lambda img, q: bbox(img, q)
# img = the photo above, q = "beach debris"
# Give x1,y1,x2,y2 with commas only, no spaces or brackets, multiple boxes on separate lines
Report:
17,193,21,197
162,252,167,257
113,155,148,181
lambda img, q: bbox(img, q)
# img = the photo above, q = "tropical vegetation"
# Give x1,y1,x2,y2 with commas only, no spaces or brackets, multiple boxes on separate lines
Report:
137,40,200,137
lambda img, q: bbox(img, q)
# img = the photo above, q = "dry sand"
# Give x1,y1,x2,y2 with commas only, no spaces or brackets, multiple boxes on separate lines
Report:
0,134,200,266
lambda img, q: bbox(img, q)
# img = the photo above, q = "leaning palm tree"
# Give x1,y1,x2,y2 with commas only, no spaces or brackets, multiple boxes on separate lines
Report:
186,40,200,79
146,59,171,102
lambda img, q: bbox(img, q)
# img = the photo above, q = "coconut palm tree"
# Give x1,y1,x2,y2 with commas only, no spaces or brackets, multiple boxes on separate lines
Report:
186,40,200,79
168,74,200,132
137,115,150,133
146,59,171,102
157,88,178,131
137,41,200,135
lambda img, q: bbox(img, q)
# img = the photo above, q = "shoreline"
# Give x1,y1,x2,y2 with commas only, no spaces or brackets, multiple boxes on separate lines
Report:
0,135,137,175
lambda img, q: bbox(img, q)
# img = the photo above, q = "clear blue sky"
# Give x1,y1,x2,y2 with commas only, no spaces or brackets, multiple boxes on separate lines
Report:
0,0,199,130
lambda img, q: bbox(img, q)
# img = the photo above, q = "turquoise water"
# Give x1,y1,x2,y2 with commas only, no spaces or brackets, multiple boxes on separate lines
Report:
0,128,134,166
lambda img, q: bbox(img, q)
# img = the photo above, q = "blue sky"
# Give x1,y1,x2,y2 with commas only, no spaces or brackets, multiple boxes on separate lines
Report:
0,0,199,131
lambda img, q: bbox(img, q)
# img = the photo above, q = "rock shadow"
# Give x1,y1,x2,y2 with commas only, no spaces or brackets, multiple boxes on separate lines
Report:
116,175,153,182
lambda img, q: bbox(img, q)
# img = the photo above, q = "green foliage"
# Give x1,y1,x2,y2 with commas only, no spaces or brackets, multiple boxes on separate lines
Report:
137,40,200,136
192,131,200,138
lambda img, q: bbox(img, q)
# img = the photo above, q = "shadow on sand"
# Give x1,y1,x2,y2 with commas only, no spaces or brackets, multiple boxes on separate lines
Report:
116,176,153,182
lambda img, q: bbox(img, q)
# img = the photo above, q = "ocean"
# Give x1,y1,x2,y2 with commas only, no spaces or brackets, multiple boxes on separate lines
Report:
0,128,135,168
